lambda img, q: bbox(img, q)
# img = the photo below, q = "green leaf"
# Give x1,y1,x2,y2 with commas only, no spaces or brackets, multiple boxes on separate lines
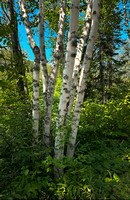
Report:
105,177,112,182
113,173,120,182
24,169,29,175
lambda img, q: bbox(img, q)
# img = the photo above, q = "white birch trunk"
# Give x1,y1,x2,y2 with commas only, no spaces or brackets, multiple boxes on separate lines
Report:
43,0,66,148
39,0,49,102
55,0,80,166
33,48,40,142
67,0,93,117
19,0,40,142
67,0,100,158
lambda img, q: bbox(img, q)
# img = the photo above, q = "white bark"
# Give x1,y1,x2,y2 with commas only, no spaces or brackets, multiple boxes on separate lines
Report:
19,0,36,50
39,0,49,100
33,47,40,142
19,0,40,142
67,0,100,158
43,0,66,148
55,0,80,162
67,0,93,117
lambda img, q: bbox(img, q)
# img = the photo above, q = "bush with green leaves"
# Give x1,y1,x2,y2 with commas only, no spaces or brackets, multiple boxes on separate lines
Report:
2,141,129,200
80,95,130,139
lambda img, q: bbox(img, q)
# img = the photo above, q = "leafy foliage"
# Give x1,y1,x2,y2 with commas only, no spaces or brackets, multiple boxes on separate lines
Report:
0,79,129,199
80,95,130,138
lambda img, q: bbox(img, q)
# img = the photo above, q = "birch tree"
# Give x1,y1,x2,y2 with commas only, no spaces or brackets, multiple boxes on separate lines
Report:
67,0,100,158
19,0,100,164
43,0,66,148
19,0,40,142
67,0,93,117
39,0,48,103
19,0,66,146
54,0,100,162
55,0,80,161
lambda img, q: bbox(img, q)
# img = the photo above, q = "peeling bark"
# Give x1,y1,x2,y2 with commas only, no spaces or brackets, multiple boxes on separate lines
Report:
32,47,40,142
39,0,49,103
67,0,100,158
19,0,40,141
43,0,66,148
67,0,93,117
55,0,80,173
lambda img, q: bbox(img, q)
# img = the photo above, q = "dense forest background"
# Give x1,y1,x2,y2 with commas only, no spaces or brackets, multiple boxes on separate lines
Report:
0,0,130,199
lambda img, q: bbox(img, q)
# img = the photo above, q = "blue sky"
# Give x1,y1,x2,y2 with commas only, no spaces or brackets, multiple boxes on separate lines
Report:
18,22,52,61
1,1,129,62
18,1,129,62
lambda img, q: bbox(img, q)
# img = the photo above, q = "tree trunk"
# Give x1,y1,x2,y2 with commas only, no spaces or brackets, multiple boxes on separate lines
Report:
32,47,40,142
19,0,40,141
55,0,80,167
39,0,49,105
67,0,93,117
43,0,66,148
67,0,100,158
7,0,28,96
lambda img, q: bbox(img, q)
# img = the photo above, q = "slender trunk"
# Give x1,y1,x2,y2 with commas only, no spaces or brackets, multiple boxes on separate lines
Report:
43,0,66,148
19,0,40,141
67,0,93,117
123,0,130,39
39,0,49,105
55,0,80,165
67,0,100,158
32,47,40,142
62,42,65,71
